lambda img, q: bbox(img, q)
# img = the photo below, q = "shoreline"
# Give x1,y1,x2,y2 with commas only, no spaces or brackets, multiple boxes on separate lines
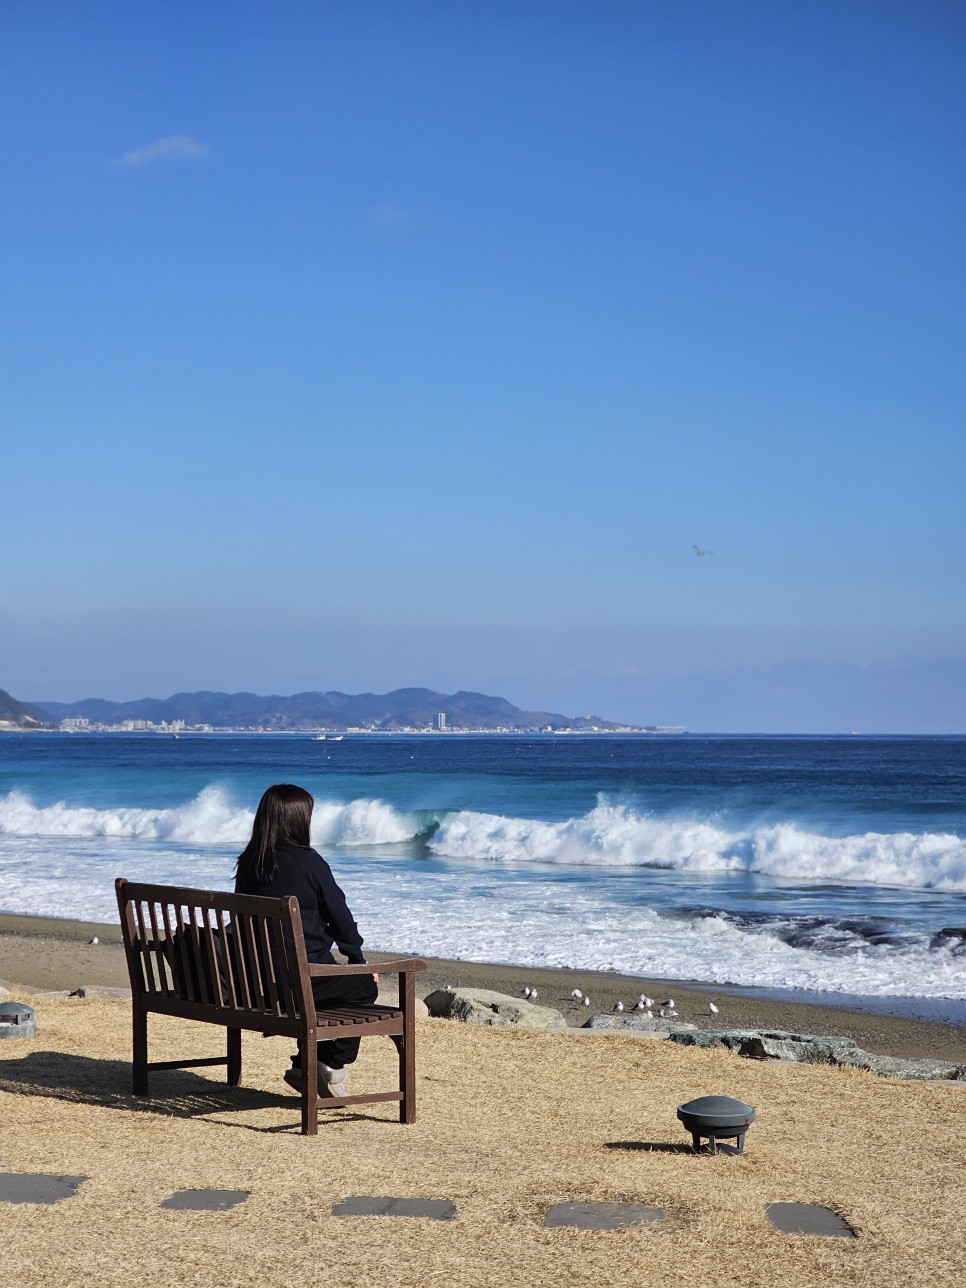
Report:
2,910,964,1062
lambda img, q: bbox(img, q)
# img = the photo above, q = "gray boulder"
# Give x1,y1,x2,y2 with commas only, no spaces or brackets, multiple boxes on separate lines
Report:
668,1027,966,1081
584,1014,697,1038
424,986,568,1030
853,1053,966,1081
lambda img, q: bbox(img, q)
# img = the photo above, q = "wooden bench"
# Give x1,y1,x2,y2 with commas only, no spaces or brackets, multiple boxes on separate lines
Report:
115,878,426,1134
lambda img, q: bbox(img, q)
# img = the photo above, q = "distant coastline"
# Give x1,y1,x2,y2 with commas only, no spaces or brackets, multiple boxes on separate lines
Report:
8,724,684,736
4,685,657,735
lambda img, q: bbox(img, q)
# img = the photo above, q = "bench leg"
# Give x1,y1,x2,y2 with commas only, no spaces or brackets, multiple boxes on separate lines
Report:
395,970,417,1124
301,1053,319,1136
227,1027,242,1086
133,1005,149,1096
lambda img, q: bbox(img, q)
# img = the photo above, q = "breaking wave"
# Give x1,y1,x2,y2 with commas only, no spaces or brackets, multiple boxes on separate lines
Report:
2,789,964,892
0,787,252,845
0,788,431,851
427,799,966,892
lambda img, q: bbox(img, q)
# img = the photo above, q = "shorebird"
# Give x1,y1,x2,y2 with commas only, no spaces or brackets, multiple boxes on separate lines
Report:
613,1001,624,1012
571,989,583,1000
661,998,675,1010
522,986,532,998
529,988,538,1000
709,1001,719,1015
88,936,99,945
582,996,591,1007
692,544,713,556
639,994,653,1008
633,1000,647,1011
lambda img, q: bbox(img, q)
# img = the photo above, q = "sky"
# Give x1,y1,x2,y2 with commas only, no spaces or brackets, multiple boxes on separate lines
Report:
2,1,965,733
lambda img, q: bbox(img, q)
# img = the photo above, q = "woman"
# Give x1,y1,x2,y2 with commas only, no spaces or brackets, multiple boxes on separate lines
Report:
234,782,378,1098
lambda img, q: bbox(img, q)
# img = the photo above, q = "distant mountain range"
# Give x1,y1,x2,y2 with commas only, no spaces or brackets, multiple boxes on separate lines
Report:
0,689,50,730
27,687,638,732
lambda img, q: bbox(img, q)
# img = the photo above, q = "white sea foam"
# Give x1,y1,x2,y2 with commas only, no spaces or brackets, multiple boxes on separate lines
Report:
355,871,966,1001
311,798,423,847
429,799,966,892
2,788,965,892
1,831,962,1000
0,786,252,844
0,788,422,851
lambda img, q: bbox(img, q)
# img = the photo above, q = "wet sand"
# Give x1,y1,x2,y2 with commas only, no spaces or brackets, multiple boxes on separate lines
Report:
1,911,963,1062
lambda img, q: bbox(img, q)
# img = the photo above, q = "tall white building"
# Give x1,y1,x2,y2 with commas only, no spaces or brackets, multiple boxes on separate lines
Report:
434,712,447,731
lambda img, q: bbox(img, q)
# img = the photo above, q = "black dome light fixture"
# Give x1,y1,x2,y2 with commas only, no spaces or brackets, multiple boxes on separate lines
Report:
677,1095,756,1154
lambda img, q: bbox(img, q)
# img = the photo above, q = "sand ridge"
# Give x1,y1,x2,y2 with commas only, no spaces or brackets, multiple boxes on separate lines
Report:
1,912,964,1063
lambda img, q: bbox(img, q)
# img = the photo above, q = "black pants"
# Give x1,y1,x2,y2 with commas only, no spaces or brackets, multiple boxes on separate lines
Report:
296,969,379,1069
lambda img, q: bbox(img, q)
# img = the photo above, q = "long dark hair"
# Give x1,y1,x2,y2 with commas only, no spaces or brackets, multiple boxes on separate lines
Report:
235,783,314,884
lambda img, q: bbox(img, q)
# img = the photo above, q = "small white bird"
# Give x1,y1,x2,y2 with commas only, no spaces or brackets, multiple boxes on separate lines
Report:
583,996,591,1007
709,1001,719,1015
633,1000,647,1011
659,1008,666,1019
661,998,675,1010
88,936,99,945
571,989,583,1000
668,1009,678,1018
522,986,532,998
613,1001,624,1012
529,988,538,1000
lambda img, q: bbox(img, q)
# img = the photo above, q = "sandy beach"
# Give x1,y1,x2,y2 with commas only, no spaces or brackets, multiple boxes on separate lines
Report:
2,911,964,1063
0,945,963,1286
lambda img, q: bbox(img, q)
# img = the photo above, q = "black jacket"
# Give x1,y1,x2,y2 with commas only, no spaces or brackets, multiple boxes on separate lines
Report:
234,844,366,965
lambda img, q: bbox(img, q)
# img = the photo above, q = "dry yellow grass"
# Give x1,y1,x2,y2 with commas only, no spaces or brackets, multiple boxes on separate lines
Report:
0,993,962,1287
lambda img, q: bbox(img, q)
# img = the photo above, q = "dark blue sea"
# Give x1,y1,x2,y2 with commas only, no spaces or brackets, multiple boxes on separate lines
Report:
1,733,964,1017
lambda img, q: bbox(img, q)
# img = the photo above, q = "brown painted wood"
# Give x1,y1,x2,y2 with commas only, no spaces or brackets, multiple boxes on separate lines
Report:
115,878,427,1134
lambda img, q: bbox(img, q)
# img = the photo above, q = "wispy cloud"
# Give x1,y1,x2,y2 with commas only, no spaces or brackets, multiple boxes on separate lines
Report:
366,202,407,229
119,135,209,167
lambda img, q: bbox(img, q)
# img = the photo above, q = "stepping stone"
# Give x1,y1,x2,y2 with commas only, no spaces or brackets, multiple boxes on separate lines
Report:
0,1173,87,1205
332,1196,456,1220
765,1202,857,1238
160,1189,250,1212
544,1201,665,1230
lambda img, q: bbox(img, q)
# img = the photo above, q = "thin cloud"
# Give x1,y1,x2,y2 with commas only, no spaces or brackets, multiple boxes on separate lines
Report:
366,202,407,228
119,135,209,167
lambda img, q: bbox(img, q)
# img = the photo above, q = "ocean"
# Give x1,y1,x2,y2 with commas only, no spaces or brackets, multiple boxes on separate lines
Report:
1,733,964,1020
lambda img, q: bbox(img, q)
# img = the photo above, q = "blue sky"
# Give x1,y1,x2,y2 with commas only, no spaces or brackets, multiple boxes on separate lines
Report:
3,1,964,732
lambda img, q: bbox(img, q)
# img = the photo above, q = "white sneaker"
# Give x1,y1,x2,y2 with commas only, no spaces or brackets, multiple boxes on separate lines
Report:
283,1063,350,1097
318,1062,349,1098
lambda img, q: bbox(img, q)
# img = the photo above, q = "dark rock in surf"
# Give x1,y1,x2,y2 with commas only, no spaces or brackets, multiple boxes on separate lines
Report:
931,927,966,948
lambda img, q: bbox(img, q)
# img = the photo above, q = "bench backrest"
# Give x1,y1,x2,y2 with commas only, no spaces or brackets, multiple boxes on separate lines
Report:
116,879,314,1021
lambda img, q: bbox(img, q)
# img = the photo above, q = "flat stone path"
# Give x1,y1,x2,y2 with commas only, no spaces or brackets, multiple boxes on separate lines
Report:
160,1189,250,1211
0,1173,87,1204
765,1202,857,1238
332,1196,456,1220
0,1170,860,1238
544,1201,665,1230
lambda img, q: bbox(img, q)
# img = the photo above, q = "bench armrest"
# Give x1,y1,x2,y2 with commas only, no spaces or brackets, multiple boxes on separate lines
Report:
307,957,427,977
